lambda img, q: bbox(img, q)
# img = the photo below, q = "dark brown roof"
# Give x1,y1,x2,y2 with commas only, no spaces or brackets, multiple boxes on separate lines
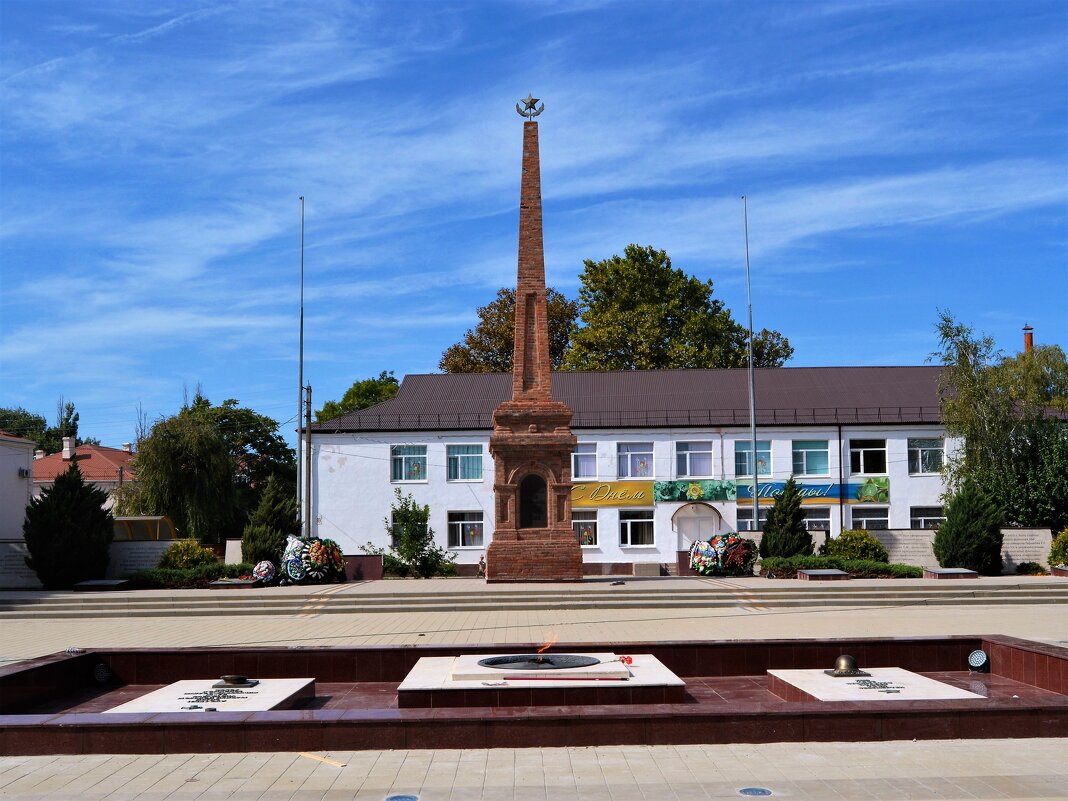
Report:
311,367,944,433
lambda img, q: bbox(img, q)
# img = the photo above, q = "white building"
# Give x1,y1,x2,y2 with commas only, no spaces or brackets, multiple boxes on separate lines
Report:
308,366,956,574
0,432,35,540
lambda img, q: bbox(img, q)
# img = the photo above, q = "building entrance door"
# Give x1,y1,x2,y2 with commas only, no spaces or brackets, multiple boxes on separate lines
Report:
673,503,725,550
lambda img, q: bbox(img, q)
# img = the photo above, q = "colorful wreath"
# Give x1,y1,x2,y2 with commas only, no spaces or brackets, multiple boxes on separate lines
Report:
252,561,276,583
284,557,307,582
303,540,329,579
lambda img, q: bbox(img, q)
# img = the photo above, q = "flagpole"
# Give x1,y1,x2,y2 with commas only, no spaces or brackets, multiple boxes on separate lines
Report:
297,196,305,521
742,196,759,531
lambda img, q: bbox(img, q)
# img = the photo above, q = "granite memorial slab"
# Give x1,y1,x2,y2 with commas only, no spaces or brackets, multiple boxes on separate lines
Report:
104,678,314,713
768,667,984,702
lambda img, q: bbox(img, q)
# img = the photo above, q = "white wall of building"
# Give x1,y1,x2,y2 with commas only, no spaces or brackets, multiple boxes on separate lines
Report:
311,424,958,567
0,437,34,541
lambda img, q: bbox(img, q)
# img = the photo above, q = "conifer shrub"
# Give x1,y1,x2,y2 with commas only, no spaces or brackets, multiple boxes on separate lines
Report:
241,475,299,564
23,463,114,589
821,529,890,563
1049,527,1068,568
757,477,813,558
933,481,1004,575
157,538,218,569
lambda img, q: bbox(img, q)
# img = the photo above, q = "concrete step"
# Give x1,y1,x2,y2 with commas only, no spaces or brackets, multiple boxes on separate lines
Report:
1,588,1065,619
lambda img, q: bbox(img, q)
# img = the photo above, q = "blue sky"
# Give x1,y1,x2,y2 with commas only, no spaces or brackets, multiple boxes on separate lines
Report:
1,0,1066,449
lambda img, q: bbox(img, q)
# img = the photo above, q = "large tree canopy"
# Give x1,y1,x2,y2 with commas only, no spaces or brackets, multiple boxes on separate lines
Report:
935,311,1068,531
439,246,792,373
120,394,295,542
563,245,792,370
316,371,400,422
439,288,578,373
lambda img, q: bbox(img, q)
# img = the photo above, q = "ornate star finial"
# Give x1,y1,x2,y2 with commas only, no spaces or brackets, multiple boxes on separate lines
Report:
516,94,545,119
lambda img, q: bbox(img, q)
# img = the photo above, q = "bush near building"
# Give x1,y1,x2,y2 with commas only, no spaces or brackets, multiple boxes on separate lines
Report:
1049,527,1068,568
157,539,219,569
384,489,456,578
23,462,114,589
821,529,889,563
933,480,1004,575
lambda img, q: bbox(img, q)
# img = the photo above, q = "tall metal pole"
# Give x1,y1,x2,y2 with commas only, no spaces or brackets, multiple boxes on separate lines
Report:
742,196,759,531
304,384,313,539
297,197,305,522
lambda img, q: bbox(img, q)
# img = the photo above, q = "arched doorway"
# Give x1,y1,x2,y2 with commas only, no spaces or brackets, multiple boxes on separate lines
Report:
672,503,725,550
518,474,548,528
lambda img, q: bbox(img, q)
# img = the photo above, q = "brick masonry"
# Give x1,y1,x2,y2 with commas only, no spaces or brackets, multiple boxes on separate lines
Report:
487,120,582,582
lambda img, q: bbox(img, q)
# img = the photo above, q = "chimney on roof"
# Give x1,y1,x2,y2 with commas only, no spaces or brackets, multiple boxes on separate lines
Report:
62,436,76,461
122,442,132,453
1023,324,1034,353
34,449,45,460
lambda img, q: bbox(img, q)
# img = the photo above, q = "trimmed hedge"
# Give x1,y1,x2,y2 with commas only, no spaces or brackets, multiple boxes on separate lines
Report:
760,555,922,579
820,529,889,563
124,563,254,589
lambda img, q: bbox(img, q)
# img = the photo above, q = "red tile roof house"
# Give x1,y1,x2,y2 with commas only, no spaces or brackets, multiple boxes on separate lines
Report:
32,437,136,511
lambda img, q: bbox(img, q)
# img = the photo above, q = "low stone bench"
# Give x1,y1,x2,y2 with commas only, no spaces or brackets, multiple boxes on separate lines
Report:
797,569,849,581
73,579,129,592
923,567,978,579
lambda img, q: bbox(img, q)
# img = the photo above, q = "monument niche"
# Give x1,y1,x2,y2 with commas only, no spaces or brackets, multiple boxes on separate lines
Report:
486,96,583,582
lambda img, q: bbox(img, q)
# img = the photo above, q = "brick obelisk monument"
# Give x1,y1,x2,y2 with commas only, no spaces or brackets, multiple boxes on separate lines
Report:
486,96,582,582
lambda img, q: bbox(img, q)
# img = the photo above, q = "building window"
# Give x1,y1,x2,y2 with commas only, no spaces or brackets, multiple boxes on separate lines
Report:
619,510,654,546
391,445,427,482
572,443,597,480
736,506,769,532
676,441,713,478
802,507,832,531
735,440,771,477
851,506,889,530
447,444,483,481
573,510,598,547
617,443,653,479
910,506,945,529
792,440,829,476
849,439,887,474
447,511,484,548
908,438,945,475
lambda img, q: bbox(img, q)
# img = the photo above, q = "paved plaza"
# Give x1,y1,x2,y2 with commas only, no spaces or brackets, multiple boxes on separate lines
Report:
1,577,1066,799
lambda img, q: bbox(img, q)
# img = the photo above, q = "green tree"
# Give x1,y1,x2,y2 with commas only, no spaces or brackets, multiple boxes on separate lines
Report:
23,462,114,589
935,311,1068,530
993,344,1068,412
316,371,400,422
561,245,793,371
133,409,237,542
0,399,94,454
189,396,296,492
933,481,1004,575
0,407,48,446
440,288,579,373
758,477,813,558
384,488,455,578
241,475,300,563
